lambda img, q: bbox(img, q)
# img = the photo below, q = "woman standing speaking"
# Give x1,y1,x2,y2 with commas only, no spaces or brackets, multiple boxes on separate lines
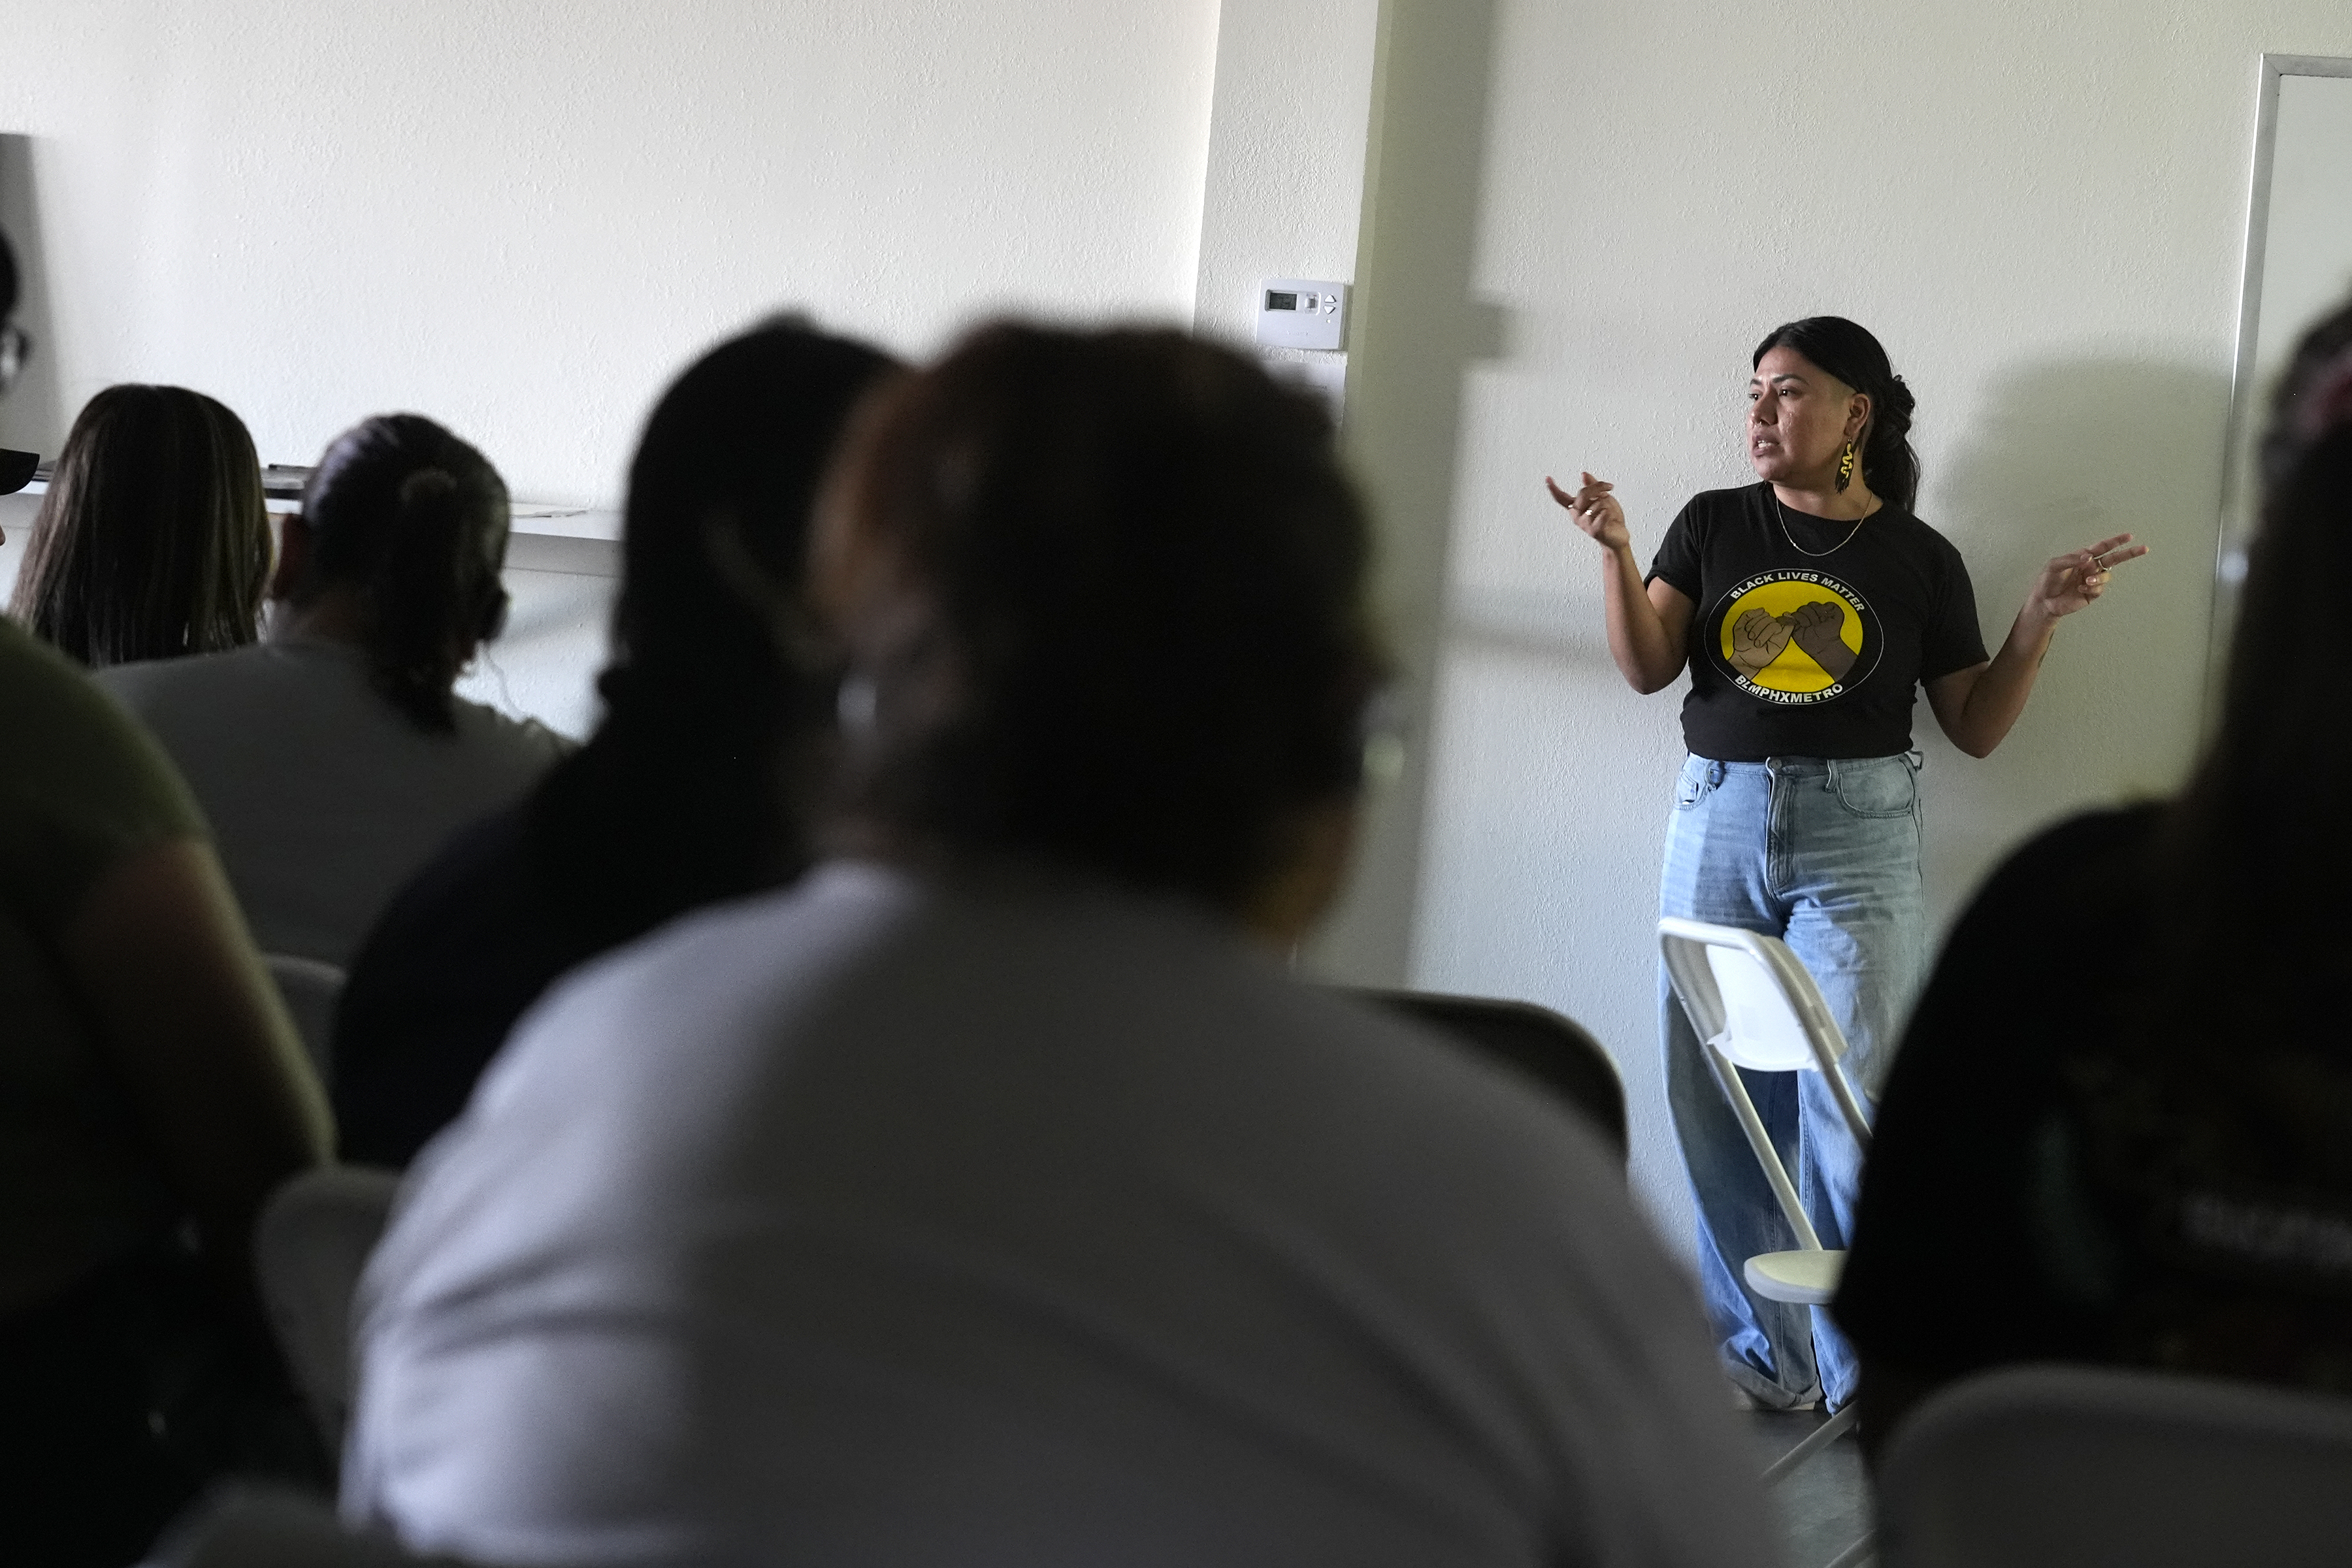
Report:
1548,317,2140,1412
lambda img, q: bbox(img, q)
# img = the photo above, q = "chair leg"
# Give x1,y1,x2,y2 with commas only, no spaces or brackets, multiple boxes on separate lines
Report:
1761,1401,1858,1486
1705,1043,1823,1249
1760,1406,1870,1567
1821,1531,1875,1568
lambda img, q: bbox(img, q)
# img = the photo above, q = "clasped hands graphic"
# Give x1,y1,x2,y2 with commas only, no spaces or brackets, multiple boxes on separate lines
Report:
1730,599,1857,681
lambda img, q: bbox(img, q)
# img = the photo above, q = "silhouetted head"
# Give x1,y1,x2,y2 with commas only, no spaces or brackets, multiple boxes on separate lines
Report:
2257,297,2352,500
815,321,1383,928
10,384,270,666
520,319,900,956
2202,294,2352,803
1751,317,1919,512
2160,287,2352,1033
282,414,510,732
2087,295,2352,1362
602,318,900,720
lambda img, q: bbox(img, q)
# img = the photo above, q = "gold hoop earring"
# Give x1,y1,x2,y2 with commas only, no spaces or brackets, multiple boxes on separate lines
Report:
1835,440,1856,493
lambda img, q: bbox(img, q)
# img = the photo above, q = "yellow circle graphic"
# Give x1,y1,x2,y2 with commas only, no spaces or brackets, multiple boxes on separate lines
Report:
1717,579,1867,693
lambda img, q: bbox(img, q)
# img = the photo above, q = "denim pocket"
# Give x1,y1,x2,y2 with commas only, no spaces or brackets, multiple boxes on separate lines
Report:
1832,759,1918,819
1673,759,1713,811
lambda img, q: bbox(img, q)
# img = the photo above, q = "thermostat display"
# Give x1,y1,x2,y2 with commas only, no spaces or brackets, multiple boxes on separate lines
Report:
1255,278,1349,351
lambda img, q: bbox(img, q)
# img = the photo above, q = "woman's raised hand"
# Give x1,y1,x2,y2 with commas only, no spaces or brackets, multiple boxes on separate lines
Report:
1546,471,1629,551
1550,468,1688,694
2030,532,2148,621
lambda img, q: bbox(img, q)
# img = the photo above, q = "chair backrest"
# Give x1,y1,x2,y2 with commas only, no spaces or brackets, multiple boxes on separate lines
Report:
253,1165,403,1454
143,1484,459,1567
1658,917,1849,1073
1877,1364,2352,1568
1356,989,1628,1164
265,954,348,1086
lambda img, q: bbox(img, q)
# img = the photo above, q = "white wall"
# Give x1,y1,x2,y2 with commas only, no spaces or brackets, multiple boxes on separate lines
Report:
0,0,1221,502
1379,1,2352,1236
1188,0,1397,973
0,0,1220,736
1192,0,1380,348
455,563,615,740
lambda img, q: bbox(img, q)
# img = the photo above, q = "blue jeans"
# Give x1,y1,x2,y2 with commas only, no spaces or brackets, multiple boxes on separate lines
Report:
1659,752,1928,1411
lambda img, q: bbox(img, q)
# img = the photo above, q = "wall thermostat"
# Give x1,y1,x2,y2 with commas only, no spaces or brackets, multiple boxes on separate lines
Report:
1256,278,1349,351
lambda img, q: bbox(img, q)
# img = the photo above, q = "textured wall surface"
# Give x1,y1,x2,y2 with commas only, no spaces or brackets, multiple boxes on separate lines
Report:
1393,1,2352,1237
0,0,1220,502
451,566,616,741
1191,0,1380,348
1188,0,1392,974
0,0,1219,732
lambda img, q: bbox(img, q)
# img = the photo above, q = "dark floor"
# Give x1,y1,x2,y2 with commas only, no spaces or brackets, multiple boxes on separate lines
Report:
1746,1409,1873,1567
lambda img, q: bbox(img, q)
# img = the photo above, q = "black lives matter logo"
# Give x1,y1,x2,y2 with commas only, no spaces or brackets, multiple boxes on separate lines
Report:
1707,570,1881,706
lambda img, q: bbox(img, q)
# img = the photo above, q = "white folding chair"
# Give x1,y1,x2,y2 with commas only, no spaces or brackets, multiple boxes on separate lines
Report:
1659,916,1876,1552
1659,916,1871,1309
1877,1364,2352,1567
264,953,347,1086
253,1166,402,1454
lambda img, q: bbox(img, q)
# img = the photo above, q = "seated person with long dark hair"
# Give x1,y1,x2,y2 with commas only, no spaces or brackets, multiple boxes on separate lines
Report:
342,325,1772,1568
0,233,332,1568
10,383,272,666
330,321,897,1165
99,416,566,967
1836,293,2352,1456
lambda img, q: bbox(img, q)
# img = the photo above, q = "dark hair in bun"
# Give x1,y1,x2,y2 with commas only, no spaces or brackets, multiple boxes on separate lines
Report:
1753,316,1919,512
291,414,510,732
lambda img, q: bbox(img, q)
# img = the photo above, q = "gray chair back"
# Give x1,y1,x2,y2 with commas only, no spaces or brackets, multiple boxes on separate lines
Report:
265,953,347,1085
1355,989,1627,1163
1878,1364,2352,1567
253,1166,403,1454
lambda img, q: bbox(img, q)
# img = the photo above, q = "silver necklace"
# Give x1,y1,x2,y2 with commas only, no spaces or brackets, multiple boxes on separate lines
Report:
1772,488,1876,557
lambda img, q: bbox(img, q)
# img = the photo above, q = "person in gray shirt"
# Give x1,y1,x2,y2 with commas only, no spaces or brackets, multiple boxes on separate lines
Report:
346,325,1772,1568
101,415,566,967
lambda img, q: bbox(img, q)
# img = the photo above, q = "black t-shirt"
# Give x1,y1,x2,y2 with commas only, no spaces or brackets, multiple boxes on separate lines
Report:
1836,804,2352,1396
332,806,573,1166
335,708,810,1166
1646,483,1988,760
1833,807,2155,1380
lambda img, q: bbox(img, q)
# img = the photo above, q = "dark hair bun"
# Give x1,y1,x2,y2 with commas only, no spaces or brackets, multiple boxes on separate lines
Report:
295,415,508,732
1752,317,1921,512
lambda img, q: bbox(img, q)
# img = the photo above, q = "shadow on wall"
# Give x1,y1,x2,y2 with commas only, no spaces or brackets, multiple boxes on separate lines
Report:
0,136,65,461
1919,355,2229,915
1307,0,1511,985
